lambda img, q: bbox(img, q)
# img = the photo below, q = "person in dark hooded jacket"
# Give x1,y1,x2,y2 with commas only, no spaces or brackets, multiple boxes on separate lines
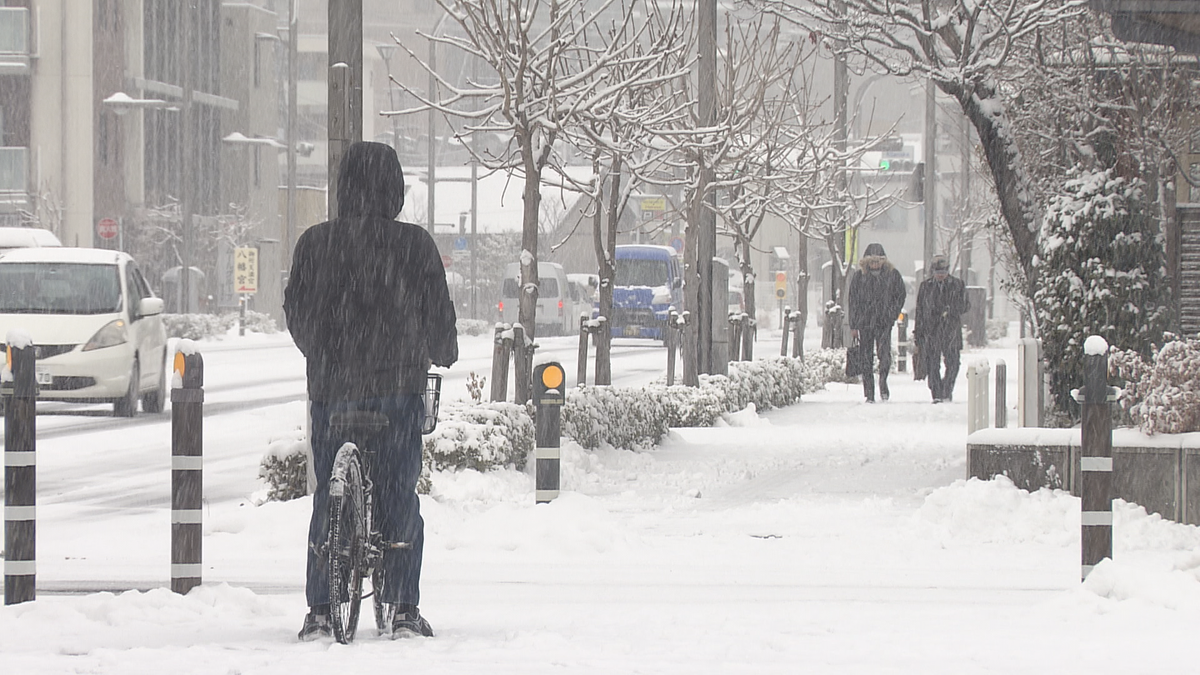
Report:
285,141,457,641
847,242,906,402
914,254,969,403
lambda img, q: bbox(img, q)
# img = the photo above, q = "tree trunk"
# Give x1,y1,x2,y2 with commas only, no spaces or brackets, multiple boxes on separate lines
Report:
945,78,1040,282
795,232,808,359
518,133,542,343
740,235,755,361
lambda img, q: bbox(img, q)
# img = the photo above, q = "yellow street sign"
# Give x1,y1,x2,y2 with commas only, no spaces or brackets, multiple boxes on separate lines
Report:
234,247,258,294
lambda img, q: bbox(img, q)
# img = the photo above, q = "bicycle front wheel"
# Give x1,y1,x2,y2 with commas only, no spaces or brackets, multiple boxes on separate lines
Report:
328,443,366,644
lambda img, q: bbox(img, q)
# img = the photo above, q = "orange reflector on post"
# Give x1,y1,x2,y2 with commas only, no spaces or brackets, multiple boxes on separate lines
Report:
541,363,564,390
174,351,186,378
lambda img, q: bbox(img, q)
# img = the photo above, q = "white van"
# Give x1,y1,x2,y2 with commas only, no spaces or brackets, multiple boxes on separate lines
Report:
499,261,574,335
0,227,62,254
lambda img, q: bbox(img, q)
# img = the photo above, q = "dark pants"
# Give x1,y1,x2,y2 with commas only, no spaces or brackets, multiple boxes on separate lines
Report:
857,327,892,399
923,341,961,401
306,392,425,608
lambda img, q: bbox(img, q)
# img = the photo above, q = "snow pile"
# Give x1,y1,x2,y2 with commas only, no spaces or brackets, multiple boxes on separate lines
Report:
1111,336,1200,434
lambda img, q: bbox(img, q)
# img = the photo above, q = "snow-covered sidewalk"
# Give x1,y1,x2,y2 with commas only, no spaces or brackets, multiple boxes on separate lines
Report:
4,333,1200,673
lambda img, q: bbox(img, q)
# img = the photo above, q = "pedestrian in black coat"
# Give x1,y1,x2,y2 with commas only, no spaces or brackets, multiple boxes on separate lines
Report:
915,255,969,403
848,242,906,402
285,141,457,640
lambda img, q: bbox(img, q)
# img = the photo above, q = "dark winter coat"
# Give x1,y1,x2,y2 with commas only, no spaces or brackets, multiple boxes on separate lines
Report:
915,274,969,351
284,141,458,402
847,256,906,335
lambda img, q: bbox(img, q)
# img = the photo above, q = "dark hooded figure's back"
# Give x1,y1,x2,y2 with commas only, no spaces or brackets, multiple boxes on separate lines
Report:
284,141,458,401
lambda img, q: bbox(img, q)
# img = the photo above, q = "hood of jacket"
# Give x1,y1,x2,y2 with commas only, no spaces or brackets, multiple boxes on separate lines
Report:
859,255,894,274
335,141,406,219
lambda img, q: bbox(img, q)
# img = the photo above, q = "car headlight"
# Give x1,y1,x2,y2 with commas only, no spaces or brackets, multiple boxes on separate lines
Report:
82,319,128,351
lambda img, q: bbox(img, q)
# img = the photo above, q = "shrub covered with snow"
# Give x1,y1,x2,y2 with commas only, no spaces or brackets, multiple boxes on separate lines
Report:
562,355,832,450
258,440,308,502
423,400,533,473
1110,336,1200,435
1033,169,1170,415
162,311,278,340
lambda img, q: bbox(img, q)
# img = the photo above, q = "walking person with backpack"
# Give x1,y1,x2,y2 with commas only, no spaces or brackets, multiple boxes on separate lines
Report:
285,141,458,640
914,255,970,403
847,243,906,402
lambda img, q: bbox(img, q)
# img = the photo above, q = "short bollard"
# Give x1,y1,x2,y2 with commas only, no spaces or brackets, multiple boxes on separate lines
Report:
729,314,743,362
896,312,909,373
171,342,204,594
533,362,565,504
577,316,590,387
1076,336,1116,581
666,310,679,386
4,334,37,605
513,324,531,404
490,324,510,402
781,307,792,357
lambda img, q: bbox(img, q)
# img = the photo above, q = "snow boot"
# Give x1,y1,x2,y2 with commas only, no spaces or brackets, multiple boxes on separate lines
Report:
391,605,434,639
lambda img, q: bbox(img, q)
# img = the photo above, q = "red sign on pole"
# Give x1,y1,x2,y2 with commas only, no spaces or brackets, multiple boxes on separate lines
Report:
97,218,119,240
441,254,452,269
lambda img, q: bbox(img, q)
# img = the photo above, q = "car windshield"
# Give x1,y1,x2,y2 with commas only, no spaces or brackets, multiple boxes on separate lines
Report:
0,262,122,314
616,258,669,287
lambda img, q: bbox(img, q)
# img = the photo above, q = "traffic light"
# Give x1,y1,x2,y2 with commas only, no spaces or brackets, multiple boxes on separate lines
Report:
774,271,787,300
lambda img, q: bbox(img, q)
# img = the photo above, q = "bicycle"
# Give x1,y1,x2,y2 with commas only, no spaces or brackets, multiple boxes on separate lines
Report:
324,373,442,644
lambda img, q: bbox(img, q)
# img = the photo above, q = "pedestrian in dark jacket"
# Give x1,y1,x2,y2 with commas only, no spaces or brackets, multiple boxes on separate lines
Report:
914,255,969,403
848,242,906,402
285,141,457,641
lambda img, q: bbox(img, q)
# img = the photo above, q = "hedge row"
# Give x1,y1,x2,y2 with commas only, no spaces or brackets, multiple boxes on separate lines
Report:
259,349,848,499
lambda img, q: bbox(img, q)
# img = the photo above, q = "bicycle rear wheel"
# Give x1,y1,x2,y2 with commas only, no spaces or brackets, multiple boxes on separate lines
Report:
328,443,366,644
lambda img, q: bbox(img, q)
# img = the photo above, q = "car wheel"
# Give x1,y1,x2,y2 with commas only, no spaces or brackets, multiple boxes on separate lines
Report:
141,350,167,414
114,360,139,417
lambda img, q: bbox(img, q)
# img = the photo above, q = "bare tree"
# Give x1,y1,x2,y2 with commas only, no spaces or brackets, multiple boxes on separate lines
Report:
390,0,692,345
750,0,1090,284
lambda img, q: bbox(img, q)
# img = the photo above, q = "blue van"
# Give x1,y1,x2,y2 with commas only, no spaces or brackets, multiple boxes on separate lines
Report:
606,245,684,340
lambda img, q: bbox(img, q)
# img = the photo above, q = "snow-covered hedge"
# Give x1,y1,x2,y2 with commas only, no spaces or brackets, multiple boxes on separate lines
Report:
562,354,835,451
1110,336,1200,435
162,311,278,340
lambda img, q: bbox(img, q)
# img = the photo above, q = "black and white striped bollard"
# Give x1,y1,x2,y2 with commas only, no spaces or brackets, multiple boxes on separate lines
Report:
4,334,37,605
1077,335,1116,581
171,341,204,594
533,362,565,504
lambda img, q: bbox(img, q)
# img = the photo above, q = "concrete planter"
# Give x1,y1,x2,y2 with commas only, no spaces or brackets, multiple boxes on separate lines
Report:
966,428,1200,525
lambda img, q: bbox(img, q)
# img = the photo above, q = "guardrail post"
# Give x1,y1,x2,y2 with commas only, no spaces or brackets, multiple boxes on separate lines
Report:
4,335,37,605
170,342,204,595
533,362,565,504
995,359,1007,428
490,324,510,402
513,323,530,404
666,310,679,386
576,316,590,387
896,312,909,373
791,311,802,359
966,359,989,434
1077,336,1114,581
1018,337,1044,427
742,315,755,361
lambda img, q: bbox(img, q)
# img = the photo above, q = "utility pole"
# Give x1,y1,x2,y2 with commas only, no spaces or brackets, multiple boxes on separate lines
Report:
923,77,937,275
327,0,363,219
179,2,195,313
695,0,717,376
285,0,298,275
428,14,450,235
832,3,849,348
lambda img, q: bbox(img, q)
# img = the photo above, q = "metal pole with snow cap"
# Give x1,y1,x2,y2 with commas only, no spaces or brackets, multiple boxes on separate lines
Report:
4,331,37,605
533,362,565,504
170,340,204,594
1074,335,1117,581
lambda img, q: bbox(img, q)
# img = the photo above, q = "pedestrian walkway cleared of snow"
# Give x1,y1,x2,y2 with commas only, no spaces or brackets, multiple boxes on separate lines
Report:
3,328,1200,673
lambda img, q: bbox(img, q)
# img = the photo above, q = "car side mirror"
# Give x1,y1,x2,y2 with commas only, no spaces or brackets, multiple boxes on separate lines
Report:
139,297,165,318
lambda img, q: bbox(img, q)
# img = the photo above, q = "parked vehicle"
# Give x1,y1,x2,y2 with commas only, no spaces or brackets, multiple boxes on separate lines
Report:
499,261,574,335
0,227,62,254
607,245,684,340
0,247,168,416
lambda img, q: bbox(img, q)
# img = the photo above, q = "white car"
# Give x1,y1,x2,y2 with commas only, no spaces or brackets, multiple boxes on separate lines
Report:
0,247,168,416
499,261,574,335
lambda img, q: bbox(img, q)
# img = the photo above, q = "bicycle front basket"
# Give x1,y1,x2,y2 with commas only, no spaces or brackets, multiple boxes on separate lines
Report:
421,373,442,435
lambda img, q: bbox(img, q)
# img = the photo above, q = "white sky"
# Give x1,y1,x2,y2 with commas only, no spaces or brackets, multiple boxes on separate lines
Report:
2,324,1200,673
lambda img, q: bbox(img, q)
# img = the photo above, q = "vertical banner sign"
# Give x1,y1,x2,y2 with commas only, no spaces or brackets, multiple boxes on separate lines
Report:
234,247,258,294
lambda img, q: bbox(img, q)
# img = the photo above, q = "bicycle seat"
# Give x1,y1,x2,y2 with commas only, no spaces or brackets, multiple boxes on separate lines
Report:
329,410,390,446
